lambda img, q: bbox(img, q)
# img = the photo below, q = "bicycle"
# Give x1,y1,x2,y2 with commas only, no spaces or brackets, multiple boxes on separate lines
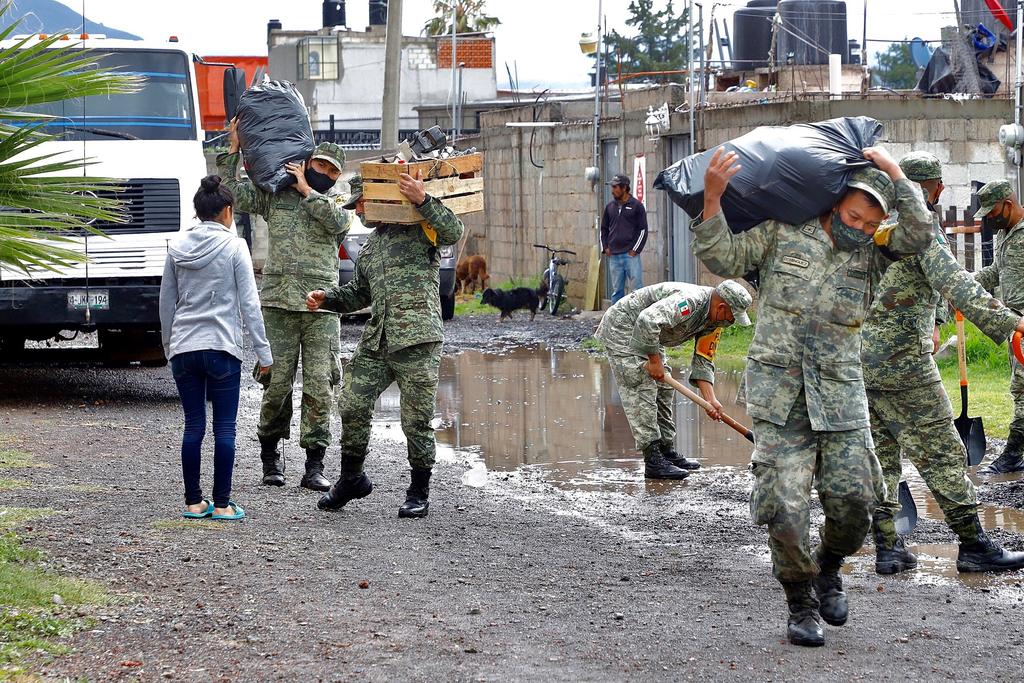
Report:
533,244,576,315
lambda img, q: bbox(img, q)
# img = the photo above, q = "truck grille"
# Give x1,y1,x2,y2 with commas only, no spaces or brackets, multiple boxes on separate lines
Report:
95,178,180,233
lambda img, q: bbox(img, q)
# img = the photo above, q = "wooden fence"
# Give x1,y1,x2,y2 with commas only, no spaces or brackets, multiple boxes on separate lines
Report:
938,205,993,273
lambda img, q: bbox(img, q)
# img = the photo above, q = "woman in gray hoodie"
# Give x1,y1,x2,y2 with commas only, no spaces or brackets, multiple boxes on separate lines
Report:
159,175,273,521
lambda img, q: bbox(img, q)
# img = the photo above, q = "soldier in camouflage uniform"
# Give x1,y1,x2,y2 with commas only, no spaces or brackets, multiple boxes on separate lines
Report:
693,145,933,647
863,152,1024,575
595,280,753,479
974,180,1024,474
218,123,353,491
306,172,464,519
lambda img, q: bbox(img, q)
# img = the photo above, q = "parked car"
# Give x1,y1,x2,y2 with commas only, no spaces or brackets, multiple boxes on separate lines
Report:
338,217,457,320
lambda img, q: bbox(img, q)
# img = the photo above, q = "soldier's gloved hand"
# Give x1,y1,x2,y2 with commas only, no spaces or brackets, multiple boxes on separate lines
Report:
306,289,326,311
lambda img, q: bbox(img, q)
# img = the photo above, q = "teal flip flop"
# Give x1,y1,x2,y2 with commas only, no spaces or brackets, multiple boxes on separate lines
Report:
211,502,246,521
182,499,213,519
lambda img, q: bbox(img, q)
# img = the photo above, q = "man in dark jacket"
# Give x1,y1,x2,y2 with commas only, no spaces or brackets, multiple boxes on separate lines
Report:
601,173,648,303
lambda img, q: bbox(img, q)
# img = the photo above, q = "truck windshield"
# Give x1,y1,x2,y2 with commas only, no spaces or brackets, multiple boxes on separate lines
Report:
20,49,195,141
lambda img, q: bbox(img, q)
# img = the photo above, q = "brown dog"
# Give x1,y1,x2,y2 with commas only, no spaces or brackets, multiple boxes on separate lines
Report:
456,254,490,295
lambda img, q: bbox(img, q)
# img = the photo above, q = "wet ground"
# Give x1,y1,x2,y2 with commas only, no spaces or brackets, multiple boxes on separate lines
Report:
1,313,1024,680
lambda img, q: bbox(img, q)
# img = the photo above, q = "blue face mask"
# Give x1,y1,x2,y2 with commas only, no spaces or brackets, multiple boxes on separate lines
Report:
831,210,873,251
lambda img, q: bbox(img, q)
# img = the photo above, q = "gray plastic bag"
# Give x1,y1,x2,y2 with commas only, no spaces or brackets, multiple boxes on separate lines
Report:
653,116,884,232
236,81,315,194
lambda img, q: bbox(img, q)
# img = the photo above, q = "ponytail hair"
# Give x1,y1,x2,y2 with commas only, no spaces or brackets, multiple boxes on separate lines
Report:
194,175,234,221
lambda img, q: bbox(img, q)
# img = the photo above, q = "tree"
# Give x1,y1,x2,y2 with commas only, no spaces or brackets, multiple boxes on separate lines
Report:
422,0,501,36
599,0,690,83
874,41,919,90
0,2,136,273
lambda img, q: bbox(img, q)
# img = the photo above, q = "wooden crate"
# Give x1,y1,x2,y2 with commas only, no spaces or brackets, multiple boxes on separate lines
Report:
361,153,484,224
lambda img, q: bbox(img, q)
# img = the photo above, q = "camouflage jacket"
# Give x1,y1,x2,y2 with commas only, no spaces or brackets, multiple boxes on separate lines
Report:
216,152,354,311
862,221,1020,390
595,282,724,386
321,197,464,352
691,178,933,430
976,218,1024,313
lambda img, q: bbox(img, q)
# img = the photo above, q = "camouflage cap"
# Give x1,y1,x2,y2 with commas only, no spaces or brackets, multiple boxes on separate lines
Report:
714,279,753,326
847,167,895,215
899,151,942,182
974,179,1014,219
311,141,346,171
342,174,363,210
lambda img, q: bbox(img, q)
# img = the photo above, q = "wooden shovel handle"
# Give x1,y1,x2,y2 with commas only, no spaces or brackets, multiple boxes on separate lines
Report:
1013,330,1024,367
661,372,754,443
955,310,968,387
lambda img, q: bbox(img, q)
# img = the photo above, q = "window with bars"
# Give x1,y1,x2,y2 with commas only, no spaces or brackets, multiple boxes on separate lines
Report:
298,37,339,80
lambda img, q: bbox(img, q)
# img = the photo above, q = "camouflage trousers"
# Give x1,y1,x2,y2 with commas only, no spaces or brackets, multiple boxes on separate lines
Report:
257,308,341,449
338,340,442,471
606,350,675,451
1011,350,1024,434
868,382,978,545
751,390,885,583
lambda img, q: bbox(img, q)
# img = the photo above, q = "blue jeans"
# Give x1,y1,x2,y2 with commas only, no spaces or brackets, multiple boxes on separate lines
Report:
608,252,644,304
170,350,242,509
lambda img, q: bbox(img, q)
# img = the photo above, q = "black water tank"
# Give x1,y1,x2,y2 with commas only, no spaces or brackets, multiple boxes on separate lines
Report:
267,18,282,34
776,0,848,66
733,3,776,70
369,0,387,26
323,1,345,28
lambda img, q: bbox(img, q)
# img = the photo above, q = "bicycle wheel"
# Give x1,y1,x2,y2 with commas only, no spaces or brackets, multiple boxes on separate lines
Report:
548,276,566,315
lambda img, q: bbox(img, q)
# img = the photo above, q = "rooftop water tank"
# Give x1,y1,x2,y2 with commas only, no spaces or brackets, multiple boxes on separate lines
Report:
776,0,848,66
733,1,777,70
323,1,346,28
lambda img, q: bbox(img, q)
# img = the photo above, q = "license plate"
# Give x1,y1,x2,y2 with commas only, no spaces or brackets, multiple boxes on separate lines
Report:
67,289,109,310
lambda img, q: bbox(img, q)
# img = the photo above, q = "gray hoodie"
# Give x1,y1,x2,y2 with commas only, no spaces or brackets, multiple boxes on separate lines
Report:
159,221,272,367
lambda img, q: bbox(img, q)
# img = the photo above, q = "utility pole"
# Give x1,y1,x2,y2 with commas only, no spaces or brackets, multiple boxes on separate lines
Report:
381,0,403,151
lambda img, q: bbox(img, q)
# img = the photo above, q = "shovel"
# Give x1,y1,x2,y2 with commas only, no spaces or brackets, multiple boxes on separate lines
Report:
954,311,987,467
895,480,918,534
662,372,754,443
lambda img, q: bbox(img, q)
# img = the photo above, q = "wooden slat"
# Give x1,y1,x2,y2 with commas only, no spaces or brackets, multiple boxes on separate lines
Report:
363,176,484,201
360,153,482,181
364,192,484,224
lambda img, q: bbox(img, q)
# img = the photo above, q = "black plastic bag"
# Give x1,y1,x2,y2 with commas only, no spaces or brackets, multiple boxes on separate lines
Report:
235,81,315,194
653,116,883,232
917,46,1001,95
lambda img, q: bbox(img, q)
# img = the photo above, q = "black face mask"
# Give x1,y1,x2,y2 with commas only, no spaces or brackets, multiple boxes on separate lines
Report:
989,202,1013,232
304,167,337,194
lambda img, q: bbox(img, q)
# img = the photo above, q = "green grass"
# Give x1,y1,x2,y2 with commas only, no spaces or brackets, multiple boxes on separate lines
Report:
0,504,104,678
0,480,28,493
454,276,542,317
0,450,33,470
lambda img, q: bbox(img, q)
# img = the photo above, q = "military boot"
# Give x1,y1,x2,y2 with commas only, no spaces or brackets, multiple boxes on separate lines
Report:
956,517,1024,572
398,467,431,519
873,513,918,575
980,428,1024,474
643,443,689,480
300,447,331,491
317,456,372,511
259,436,285,487
781,581,824,647
811,548,849,626
660,441,701,470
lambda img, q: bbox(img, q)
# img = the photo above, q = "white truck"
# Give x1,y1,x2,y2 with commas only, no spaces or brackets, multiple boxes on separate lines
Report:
0,36,208,365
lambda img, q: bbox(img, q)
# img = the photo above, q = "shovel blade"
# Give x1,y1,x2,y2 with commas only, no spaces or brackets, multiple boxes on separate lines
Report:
955,414,987,467
895,481,918,535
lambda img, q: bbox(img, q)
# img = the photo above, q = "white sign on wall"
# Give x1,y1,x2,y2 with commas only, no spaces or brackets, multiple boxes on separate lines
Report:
633,154,647,206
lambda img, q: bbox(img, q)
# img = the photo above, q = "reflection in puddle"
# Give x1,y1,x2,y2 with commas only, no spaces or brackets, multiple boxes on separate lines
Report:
373,344,1024,587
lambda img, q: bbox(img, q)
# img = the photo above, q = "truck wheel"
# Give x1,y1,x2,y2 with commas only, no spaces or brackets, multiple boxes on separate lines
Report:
441,292,456,320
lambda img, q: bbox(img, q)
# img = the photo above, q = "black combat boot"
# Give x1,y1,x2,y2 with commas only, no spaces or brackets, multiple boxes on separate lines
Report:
956,517,1024,572
873,513,918,575
980,428,1024,474
781,581,824,647
300,447,331,492
811,548,849,626
259,436,285,487
660,441,701,470
398,467,431,519
643,443,689,480
317,456,372,511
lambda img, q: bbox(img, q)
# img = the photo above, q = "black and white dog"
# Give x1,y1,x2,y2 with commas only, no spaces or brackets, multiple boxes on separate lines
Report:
481,287,540,321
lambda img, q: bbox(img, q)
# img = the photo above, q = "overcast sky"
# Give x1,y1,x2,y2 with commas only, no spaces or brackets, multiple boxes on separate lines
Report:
46,1,957,89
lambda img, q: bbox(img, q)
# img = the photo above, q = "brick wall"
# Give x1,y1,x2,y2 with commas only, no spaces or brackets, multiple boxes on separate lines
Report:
437,38,493,69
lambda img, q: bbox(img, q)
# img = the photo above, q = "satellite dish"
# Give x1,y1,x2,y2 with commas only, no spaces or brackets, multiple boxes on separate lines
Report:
910,37,932,68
